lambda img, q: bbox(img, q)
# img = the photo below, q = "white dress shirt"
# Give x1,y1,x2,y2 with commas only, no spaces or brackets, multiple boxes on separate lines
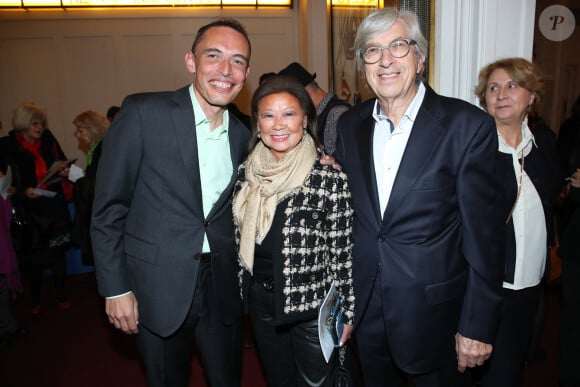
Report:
373,83,426,218
498,119,547,290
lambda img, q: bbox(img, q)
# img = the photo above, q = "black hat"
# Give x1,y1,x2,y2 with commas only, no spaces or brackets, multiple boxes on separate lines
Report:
278,62,316,86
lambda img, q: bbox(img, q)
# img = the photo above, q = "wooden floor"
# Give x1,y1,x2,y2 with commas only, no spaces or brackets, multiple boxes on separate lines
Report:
0,270,562,387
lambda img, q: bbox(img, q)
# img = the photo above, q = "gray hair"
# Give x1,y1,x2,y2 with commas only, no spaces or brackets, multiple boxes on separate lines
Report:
354,8,427,73
12,102,47,132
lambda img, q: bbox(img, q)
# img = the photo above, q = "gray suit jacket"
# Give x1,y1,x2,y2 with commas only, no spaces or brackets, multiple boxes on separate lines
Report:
91,86,250,337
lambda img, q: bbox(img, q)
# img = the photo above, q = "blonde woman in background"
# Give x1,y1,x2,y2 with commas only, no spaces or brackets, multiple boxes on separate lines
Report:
72,110,109,178
1,102,72,315
71,110,109,265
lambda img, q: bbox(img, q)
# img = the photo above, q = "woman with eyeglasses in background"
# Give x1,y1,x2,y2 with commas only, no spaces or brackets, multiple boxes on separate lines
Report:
472,57,562,387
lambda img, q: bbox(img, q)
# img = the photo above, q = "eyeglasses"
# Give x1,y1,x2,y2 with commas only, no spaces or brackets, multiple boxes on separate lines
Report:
359,38,416,64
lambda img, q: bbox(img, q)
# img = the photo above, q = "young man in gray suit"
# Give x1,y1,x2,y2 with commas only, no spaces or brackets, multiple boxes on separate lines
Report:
91,19,251,387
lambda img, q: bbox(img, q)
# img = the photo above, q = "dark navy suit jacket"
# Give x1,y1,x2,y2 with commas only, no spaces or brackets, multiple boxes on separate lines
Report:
335,84,505,373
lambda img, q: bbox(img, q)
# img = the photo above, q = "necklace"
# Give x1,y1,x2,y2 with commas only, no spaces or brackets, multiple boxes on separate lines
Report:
505,148,525,224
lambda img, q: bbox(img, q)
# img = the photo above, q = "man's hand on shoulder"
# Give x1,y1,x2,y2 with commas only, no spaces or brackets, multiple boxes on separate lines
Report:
455,332,492,372
105,292,139,335
319,153,342,171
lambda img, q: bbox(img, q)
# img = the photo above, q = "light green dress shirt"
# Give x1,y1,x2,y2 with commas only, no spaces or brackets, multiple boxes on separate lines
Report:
189,85,233,253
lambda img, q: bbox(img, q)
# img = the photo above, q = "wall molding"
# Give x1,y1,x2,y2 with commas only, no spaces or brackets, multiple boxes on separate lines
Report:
434,0,535,105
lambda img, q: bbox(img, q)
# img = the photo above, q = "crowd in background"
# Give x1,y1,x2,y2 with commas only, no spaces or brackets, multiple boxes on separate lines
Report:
0,103,116,346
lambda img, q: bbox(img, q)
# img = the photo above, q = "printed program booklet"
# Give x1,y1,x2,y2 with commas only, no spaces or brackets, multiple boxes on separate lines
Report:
37,158,77,187
318,281,344,363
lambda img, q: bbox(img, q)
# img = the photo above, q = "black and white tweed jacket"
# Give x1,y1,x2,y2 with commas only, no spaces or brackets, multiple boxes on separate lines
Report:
234,160,356,326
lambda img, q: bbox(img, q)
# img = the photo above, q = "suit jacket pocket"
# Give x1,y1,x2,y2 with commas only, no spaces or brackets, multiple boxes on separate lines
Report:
124,233,157,265
424,271,467,305
409,177,443,192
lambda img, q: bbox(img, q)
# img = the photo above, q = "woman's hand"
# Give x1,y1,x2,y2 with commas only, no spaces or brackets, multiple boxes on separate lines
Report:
25,187,42,199
339,323,354,347
58,166,70,177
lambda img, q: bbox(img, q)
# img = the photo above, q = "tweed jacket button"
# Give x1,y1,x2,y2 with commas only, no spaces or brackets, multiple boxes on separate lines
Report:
312,212,318,220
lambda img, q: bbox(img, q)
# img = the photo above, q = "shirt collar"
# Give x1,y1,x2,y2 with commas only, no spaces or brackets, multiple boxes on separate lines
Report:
372,82,426,128
189,84,229,134
497,116,537,155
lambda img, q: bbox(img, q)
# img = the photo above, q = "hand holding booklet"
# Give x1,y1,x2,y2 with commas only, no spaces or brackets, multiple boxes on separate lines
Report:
37,158,77,187
318,281,344,363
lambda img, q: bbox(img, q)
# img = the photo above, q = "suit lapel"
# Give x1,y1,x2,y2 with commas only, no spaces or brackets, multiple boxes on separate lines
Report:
170,87,204,216
357,108,383,225
384,86,445,220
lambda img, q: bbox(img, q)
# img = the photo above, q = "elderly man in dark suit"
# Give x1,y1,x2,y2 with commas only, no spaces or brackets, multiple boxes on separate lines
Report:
91,19,251,387
334,8,505,387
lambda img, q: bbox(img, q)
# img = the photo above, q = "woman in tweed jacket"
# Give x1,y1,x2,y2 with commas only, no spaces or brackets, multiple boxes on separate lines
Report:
233,76,355,387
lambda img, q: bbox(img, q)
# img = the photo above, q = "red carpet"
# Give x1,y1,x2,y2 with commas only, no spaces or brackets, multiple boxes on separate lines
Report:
0,270,561,386
0,272,266,387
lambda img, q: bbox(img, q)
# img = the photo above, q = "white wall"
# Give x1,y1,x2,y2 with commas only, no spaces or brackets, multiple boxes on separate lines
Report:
434,0,536,106
0,0,538,164
0,8,299,167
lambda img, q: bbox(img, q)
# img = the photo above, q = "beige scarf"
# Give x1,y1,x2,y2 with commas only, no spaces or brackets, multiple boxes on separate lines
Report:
233,133,317,274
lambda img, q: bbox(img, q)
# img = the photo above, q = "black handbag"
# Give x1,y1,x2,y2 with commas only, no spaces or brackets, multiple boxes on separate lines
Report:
10,202,31,253
10,199,57,254
330,345,362,387
330,346,354,387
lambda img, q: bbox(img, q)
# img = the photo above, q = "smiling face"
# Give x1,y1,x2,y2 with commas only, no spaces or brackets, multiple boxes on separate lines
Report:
257,92,308,161
21,119,43,143
485,68,534,127
185,25,250,118
362,19,424,114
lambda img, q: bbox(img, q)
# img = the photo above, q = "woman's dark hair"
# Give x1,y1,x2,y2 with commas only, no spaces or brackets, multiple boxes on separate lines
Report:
249,75,320,152
106,105,120,122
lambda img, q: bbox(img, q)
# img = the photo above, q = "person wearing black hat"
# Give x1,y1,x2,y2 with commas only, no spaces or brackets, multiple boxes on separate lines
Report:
278,62,350,155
